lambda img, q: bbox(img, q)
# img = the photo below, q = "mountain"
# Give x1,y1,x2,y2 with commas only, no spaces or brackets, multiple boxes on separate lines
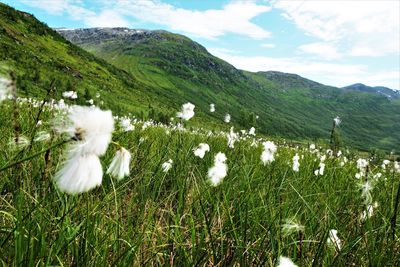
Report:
1,3,399,152
343,83,400,100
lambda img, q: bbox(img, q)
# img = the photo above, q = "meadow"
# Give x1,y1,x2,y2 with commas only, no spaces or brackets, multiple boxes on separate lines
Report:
0,90,399,266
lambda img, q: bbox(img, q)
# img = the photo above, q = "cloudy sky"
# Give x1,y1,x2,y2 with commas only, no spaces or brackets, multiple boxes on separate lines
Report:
3,0,399,89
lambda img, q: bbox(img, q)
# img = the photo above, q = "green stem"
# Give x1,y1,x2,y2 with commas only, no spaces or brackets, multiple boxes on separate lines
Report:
0,139,69,172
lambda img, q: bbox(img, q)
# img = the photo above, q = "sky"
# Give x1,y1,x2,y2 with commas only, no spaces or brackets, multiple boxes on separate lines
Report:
2,0,399,89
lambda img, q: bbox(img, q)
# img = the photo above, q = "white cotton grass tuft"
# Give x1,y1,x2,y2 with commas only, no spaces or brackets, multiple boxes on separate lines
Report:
0,77,11,102
55,153,103,194
34,131,51,142
119,117,134,132
209,103,215,112
314,155,326,176
107,147,131,180
55,105,114,156
177,102,195,121
54,106,114,194
249,127,256,136
9,135,30,149
62,91,78,99
224,113,231,123
360,180,374,205
282,218,304,236
360,202,378,221
327,229,342,251
227,127,238,148
162,159,173,173
333,116,341,126
277,256,298,267
355,158,368,179
261,141,277,165
208,152,227,186
292,153,300,172
193,143,210,159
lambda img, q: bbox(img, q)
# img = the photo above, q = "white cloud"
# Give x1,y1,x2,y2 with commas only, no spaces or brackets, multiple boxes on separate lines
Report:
112,0,271,40
274,0,400,57
261,43,276,48
21,0,70,15
83,10,129,28
208,48,399,89
298,42,342,60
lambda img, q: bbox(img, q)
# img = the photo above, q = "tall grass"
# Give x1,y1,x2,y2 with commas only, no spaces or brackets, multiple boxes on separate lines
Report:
0,99,399,266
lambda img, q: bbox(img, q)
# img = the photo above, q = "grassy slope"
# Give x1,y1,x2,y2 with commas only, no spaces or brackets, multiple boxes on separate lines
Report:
0,101,399,266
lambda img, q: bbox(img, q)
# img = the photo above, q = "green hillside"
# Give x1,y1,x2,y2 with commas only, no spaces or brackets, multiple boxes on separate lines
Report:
58,28,400,152
1,3,399,152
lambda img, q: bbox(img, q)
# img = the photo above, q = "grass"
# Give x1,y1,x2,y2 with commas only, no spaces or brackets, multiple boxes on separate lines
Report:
0,97,399,266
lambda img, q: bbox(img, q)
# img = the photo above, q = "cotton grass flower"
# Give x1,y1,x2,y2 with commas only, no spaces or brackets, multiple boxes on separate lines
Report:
208,152,227,186
119,117,134,132
261,141,277,165
327,229,342,251
34,131,51,142
360,202,378,221
334,116,341,126
224,113,231,123
360,180,373,205
162,159,173,173
282,218,304,236
355,158,368,179
177,102,195,121
62,91,78,99
292,153,300,172
55,105,114,156
381,159,390,169
277,256,298,267
227,127,238,148
9,135,30,149
249,127,255,136
55,153,103,194
314,163,325,176
0,77,11,102
209,103,215,112
107,147,131,180
54,106,114,194
193,143,210,159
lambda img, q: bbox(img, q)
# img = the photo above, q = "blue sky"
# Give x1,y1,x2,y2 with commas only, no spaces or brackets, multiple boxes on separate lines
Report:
2,0,399,89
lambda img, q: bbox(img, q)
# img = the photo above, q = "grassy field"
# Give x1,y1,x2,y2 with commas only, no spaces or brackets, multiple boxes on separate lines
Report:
0,93,399,266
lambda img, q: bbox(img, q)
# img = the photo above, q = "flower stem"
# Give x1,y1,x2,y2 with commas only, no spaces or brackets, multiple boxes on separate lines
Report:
0,139,70,172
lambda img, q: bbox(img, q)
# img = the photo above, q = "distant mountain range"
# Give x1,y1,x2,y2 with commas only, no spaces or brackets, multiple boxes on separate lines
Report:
342,83,399,99
1,3,399,152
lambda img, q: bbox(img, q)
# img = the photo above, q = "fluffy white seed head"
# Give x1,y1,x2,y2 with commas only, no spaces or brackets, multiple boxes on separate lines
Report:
55,153,103,194
261,141,277,165
177,102,195,121
249,127,256,136
334,116,341,126
224,113,231,123
0,77,11,102
209,103,215,112
327,229,342,251
277,256,298,267
162,159,173,173
62,91,78,99
56,105,114,156
208,152,227,186
119,117,134,132
292,154,300,172
107,147,131,180
193,143,210,158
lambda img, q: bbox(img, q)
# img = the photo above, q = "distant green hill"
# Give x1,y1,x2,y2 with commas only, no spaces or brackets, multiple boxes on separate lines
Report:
1,3,399,152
